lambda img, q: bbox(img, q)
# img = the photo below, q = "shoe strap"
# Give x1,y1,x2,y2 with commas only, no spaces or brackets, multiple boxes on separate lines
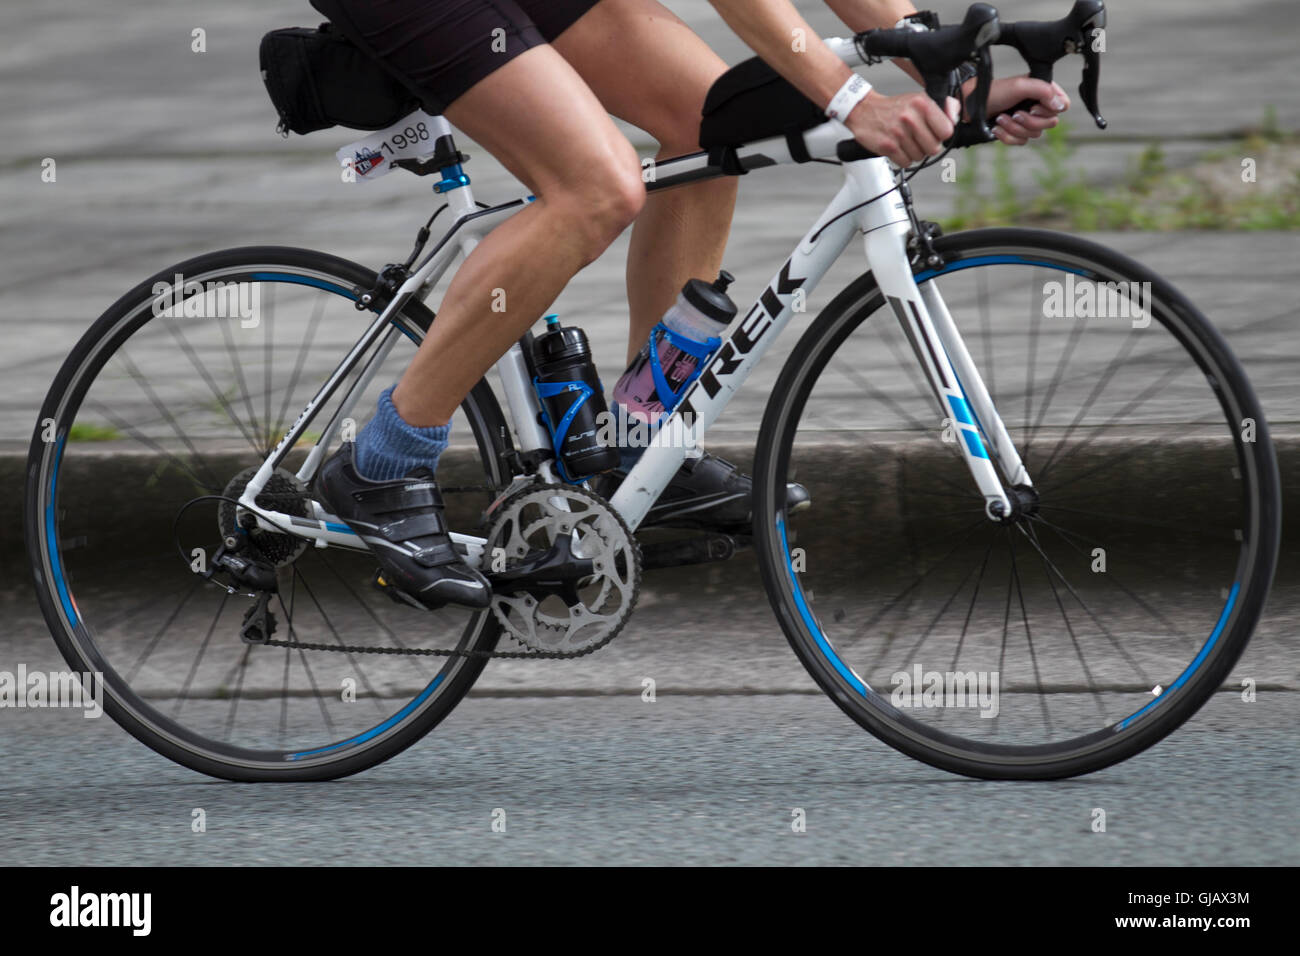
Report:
409,540,461,569
377,511,447,543
352,479,444,514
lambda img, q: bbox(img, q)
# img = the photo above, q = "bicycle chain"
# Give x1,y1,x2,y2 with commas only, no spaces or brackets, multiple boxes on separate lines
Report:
255,633,605,660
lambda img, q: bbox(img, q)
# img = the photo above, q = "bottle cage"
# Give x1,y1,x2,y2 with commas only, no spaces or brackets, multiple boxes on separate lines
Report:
533,378,598,484
647,322,723,415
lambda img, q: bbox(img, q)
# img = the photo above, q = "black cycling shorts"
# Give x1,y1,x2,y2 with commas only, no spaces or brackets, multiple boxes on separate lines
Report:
309,0,603,113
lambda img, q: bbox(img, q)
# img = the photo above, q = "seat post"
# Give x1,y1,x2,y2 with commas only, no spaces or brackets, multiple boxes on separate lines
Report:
425,117,475,211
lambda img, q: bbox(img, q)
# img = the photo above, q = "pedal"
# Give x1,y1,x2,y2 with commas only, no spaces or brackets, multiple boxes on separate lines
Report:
639,533,743,571
370,569,447,612
240,592,277,644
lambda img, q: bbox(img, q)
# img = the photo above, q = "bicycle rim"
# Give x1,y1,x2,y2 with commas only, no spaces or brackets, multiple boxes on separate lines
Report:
26,247,509,780
755,228,1280,779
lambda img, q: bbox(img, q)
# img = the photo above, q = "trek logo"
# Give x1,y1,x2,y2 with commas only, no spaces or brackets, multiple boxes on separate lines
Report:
677,260,805,419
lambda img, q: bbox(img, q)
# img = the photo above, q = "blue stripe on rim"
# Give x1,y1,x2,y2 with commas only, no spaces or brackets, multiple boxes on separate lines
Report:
1116,581,1239,730
288,673,446,759
776,514,867,697
914,254,1093,283
773,252,1238,730
248,272,421,344
46,434,78,627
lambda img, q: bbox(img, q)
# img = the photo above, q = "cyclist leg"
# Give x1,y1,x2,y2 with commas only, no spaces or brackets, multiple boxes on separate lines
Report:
314,2,645,607
546,0,738,365
393,48,645,427
547,0,809,530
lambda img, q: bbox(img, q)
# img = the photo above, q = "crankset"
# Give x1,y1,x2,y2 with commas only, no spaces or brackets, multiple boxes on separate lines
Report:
484,482,640,655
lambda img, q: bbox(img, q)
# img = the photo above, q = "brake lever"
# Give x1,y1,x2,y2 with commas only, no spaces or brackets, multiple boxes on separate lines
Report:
946,46,997,148
1077,14,1107,128
997,0,1108,130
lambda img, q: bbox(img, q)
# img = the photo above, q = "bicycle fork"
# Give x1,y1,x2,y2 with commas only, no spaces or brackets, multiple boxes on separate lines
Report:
864,216,1029,520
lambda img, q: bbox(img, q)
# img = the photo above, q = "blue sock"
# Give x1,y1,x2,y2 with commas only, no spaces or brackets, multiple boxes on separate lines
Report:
352,385,451,481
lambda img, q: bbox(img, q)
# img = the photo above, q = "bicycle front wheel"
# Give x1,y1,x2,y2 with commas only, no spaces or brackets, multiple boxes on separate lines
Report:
754,228,1280,779
26,246,511,781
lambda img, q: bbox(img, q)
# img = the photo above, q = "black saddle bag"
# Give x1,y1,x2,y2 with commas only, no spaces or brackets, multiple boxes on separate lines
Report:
259,23,420,136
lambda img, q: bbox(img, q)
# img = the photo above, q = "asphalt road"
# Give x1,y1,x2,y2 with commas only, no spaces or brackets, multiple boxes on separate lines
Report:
1,689,1295,866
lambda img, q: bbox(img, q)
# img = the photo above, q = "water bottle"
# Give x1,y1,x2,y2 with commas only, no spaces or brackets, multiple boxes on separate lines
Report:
532,315,620,481
612,271,737,423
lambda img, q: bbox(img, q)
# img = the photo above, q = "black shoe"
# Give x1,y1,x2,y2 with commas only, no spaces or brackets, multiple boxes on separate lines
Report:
589,451,810,534
315,445,492,610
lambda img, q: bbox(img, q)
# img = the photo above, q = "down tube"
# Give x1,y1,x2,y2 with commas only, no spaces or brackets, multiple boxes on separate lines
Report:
610,184,865,531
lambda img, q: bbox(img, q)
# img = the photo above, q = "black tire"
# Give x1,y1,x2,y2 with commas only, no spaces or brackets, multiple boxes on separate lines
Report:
26,246,512,781
753,228,1281,779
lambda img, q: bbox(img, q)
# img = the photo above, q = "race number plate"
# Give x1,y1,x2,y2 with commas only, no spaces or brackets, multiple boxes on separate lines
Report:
336,110,440,184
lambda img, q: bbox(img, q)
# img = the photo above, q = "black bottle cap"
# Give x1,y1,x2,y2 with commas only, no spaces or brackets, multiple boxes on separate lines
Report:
532,321,592,368
681,270,737,324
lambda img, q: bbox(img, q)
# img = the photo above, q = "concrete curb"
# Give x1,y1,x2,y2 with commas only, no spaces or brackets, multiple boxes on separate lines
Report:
2,436,1294,586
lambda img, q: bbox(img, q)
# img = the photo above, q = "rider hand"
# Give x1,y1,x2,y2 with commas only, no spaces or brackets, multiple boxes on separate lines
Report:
980,77,1071,146
844,90,959,168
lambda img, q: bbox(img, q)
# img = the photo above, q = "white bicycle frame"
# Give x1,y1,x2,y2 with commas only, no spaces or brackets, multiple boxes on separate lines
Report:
236,37,1031,567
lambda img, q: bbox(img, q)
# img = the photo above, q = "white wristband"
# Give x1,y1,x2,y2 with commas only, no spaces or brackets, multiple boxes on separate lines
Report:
825,73,872,121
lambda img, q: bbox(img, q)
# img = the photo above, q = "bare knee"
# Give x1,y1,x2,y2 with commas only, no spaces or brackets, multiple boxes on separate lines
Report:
554,150,646,263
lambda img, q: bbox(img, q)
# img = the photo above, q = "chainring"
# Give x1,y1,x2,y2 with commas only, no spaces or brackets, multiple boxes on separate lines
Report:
484,482,640,655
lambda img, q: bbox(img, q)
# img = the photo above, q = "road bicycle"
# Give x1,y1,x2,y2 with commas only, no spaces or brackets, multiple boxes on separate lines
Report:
26,1,1280,781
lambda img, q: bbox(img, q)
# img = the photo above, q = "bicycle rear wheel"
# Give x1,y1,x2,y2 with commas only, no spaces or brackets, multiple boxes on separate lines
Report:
26,246,511,781
754,228,1280,779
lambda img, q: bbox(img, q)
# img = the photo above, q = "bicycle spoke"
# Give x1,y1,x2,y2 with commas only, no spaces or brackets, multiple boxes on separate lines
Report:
1021,266,1042,458
275,294,328,443
86,400,220,493
316,552,441,683
858,516,990,673
261,283,276,452
1006,526,1052,734
1021,521,1107,721
296,571,388,716
949,533,996,672
218,317,263,456
899,539,992,672
1012,518,1154,687
1029,513,1202,651
115,349,226,491
162,318,262,455
172,591,228,715
281,567,337,738
221,644,254,741
125,578,201,683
